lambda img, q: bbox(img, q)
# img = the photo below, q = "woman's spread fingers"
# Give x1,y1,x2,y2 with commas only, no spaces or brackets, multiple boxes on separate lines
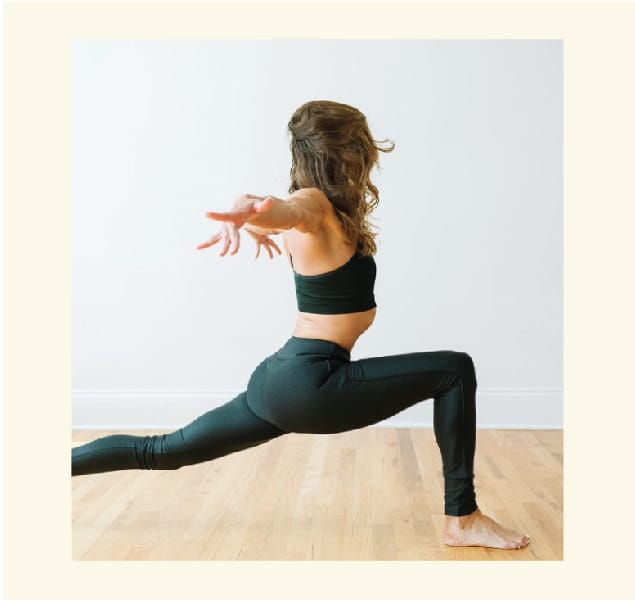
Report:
197,233,221,250
255,244,261,260
206,211,240,222
220,236,231,256
270,239,282,254
265,244,274,259
205,211,227,220
229,227,240,255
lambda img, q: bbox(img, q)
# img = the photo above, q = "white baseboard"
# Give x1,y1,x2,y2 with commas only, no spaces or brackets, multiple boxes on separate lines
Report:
72,388,562,430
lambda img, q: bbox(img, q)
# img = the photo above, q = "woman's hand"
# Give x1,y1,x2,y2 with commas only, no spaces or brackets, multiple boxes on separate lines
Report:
196,195,276,257
206,195,274,229
244,228,282,260
196,221,242,256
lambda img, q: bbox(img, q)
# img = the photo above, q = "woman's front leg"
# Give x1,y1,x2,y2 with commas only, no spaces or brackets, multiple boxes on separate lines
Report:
319,350,529,549
323,350,478,516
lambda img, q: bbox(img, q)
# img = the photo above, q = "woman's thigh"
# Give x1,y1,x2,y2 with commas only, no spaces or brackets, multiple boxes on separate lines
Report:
316,350,476,433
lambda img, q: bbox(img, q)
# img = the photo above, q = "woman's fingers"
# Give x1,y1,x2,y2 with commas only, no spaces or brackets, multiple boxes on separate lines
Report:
207,213,242,227
197,222,244,256
197,232,222,250
219,235,231,257
206,210,239,220
206,209,251,225
251,237,281,260
199,234,284,258
268,238,282,255
228,224,240,255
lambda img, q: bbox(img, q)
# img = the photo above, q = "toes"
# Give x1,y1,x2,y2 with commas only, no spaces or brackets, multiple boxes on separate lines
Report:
504,541,522,550
517,535,530,549
515,541,527,549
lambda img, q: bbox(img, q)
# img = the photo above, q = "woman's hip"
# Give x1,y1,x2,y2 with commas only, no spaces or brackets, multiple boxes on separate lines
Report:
245,337,349,429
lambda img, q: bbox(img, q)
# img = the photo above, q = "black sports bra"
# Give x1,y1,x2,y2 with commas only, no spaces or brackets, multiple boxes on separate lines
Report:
291,252,377,315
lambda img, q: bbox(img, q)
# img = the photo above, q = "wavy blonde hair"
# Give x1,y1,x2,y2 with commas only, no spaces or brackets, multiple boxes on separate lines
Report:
287,100,395,256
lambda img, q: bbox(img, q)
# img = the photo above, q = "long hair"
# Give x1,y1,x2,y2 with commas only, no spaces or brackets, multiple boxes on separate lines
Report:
287,100,395,256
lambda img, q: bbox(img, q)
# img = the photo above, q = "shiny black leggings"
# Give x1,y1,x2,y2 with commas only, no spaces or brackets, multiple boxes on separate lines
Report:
72,337,478,516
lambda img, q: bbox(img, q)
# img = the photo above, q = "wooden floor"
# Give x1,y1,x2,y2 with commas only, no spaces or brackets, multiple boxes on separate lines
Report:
72,428,562,561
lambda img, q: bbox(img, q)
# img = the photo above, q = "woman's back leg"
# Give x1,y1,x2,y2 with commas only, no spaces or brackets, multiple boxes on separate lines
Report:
72,391,286,476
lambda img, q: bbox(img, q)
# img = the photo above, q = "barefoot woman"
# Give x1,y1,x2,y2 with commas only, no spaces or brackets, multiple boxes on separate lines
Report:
72,100,530,551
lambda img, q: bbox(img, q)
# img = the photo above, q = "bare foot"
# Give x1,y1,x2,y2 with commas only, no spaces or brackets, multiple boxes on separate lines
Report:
443,508,530,550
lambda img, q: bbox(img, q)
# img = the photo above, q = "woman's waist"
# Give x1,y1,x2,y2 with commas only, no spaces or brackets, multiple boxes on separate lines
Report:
275,336,351,362
292,308,376,353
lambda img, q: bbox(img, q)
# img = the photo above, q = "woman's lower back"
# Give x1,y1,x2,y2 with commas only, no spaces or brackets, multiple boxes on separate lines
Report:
293,307,377,352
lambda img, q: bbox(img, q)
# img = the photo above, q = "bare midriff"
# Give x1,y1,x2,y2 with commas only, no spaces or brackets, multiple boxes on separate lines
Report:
293,307,377,353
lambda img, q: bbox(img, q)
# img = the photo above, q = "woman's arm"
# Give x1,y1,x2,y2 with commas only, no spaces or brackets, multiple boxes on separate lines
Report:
199,188,328,257
244,188,328,233
206,188,328,233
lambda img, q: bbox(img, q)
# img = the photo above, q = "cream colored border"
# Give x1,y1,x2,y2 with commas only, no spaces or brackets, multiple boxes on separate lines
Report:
5,1,634,597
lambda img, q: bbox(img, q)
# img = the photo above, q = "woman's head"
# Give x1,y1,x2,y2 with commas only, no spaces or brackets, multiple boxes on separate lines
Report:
287,100,394,255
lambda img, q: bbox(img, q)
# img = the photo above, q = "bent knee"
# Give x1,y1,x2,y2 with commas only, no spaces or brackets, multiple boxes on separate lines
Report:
451,351,477,387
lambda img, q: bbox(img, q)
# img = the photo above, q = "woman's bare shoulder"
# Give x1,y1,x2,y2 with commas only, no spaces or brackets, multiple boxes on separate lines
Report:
282,196,355,274
290,187,331,205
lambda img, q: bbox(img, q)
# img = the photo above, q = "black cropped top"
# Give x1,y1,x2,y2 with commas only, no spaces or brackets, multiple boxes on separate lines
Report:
291,252,377,315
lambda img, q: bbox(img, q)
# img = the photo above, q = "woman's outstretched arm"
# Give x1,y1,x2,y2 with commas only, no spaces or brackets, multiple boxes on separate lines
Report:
198,188,329,257
206,188,328,233
244,188,328,233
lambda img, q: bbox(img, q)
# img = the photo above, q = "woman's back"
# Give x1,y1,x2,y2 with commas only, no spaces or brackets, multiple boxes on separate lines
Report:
282,197,377,352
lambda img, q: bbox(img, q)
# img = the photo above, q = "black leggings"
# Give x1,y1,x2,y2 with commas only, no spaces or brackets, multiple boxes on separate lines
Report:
72,336,478,516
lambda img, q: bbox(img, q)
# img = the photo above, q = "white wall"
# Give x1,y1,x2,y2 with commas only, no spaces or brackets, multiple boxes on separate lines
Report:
72,40,562,429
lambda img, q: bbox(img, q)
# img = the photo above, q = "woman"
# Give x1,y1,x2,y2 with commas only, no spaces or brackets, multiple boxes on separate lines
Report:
72,100,530,551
